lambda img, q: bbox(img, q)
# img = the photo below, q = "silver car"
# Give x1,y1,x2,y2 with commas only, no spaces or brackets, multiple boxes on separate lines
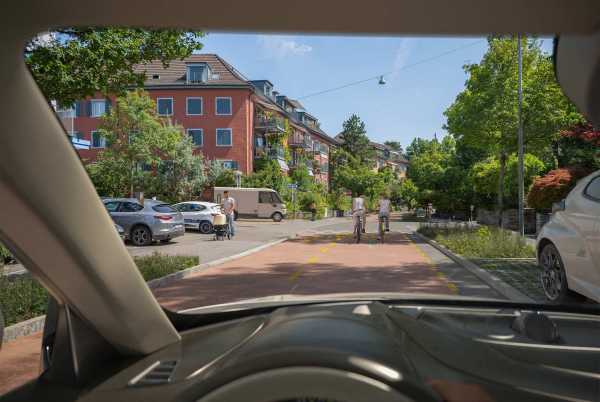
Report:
102,198,185,246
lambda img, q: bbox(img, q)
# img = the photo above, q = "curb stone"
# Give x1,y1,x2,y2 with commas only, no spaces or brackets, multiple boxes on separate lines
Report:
413,232,535,303
3,235,299,344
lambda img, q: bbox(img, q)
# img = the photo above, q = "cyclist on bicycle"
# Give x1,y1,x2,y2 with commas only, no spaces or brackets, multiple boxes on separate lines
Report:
377,191,391,240
352,193,366,237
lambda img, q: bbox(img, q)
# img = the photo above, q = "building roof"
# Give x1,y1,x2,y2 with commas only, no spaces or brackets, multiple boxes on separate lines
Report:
136,54,251,87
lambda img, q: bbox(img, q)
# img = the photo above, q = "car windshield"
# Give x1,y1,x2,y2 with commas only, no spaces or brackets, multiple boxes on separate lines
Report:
152,204,177,213
2,31,599,392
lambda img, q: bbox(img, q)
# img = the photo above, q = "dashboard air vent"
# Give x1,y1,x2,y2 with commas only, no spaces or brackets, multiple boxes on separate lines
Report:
130,360,178,386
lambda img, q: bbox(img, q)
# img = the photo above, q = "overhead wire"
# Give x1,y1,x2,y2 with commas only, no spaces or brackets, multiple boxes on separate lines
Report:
297,39,486,100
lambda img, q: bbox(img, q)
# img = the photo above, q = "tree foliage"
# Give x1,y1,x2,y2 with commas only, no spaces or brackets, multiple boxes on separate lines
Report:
26,28,204,106
444,36,582,216
383,141,403,153
527,167,593,210
556,123,600,169
337,114,374,164
86,91,206,202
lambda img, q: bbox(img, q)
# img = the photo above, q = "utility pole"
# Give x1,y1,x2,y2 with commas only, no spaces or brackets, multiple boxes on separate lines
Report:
517,34,525,236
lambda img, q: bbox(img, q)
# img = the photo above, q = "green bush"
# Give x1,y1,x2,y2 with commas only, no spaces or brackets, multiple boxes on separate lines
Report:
0,276,48,326
0,253,198,326
418,224,535,258
0,243,13,265
134,253,199,281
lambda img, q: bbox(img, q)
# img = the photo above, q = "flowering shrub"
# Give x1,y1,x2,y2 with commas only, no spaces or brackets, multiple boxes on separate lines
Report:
527,167,591,210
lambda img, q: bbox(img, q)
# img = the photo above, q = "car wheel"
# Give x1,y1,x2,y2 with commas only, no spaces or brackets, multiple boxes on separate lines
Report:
272,212,283,222
131,225,152,247
540,243,574,303
199,221,213,234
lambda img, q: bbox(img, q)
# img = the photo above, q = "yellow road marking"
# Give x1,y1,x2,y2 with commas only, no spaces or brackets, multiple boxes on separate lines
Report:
407,234,459,295
290,254,320,281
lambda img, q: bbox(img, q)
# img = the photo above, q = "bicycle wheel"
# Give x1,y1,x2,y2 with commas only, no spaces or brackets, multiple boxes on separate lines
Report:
355,221,361,243
379,219,384,243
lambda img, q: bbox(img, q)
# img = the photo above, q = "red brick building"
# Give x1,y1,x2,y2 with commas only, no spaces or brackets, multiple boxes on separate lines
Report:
59,54,338,186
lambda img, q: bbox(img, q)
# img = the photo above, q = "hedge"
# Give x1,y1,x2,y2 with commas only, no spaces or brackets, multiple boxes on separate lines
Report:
0,253,199,327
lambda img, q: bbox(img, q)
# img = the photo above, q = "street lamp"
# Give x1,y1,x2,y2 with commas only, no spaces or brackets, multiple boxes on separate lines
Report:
517,34,525,236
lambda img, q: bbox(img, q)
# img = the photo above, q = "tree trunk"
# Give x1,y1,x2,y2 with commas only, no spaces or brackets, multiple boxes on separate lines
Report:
496,151,507,227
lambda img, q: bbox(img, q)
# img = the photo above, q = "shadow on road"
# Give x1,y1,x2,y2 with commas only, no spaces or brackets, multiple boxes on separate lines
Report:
154,259,452,311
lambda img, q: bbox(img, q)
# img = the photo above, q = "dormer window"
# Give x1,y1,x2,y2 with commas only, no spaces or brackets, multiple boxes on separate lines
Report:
187,63,209,84
264,83,272,97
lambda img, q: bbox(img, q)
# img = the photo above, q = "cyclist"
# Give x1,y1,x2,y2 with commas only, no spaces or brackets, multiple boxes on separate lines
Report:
352,193,366,238
377,191,391,240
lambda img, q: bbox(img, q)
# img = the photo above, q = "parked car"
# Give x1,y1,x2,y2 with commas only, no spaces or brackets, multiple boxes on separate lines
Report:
415,208,426,218
102,198,185,246
114,223,125,240
213,187,287,222
172,201,221,234
538,170,600,303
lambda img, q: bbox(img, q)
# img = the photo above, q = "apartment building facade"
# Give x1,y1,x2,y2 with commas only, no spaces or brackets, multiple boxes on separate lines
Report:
59,54,336,185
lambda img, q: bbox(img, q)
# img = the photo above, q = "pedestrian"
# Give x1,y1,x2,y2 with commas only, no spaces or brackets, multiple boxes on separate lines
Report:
222,190,236,237
309,201,317,221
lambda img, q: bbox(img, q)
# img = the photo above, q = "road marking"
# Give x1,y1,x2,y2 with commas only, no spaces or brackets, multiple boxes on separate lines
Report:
407,234,459,295
290,255,319,281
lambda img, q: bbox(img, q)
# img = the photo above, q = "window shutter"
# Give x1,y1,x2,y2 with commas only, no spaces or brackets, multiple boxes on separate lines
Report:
75,101,82,117
105,99,112,114
86,100,92,117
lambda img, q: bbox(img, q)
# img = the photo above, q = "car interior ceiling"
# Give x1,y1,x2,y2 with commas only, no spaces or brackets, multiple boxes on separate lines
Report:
1,1,600,401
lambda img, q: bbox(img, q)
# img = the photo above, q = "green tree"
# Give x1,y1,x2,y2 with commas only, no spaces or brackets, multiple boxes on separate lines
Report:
26,28,204,106
470,153,546,209
444,37,581,222
383,141,403,153
86,90,190,197
155,140,207,202
395,179,420,210
338,114,374,163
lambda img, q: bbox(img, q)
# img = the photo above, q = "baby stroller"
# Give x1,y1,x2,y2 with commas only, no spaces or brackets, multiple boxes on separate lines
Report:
212,210,231,241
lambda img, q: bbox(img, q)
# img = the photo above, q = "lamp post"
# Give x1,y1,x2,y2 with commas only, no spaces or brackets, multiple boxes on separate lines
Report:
517,34,525,236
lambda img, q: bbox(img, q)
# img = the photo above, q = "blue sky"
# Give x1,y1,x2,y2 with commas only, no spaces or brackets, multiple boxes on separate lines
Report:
200,33,552,148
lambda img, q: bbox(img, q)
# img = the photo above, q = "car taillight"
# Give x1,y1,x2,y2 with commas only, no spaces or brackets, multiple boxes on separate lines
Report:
155,215,173,221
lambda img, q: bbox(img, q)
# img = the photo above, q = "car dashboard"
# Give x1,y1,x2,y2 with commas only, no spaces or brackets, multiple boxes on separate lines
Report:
7,301,600,402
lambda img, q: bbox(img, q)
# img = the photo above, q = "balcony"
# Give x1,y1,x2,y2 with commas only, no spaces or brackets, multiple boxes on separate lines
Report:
267,146,286,160
288,133,312,150
255,115,286,134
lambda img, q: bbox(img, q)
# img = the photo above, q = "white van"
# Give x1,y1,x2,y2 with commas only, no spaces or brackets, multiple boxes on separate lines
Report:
214,187,287,222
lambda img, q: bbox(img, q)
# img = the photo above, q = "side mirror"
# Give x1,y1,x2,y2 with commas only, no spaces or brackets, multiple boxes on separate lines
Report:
552,199,566,213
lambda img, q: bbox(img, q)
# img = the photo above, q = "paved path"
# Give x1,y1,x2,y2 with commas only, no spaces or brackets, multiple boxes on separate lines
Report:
154,218,501,311
0,216,500,396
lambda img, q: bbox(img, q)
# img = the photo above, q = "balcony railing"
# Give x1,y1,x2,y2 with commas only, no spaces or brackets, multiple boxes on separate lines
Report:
255,115,286,133
267,146,286,160
288,133,312,150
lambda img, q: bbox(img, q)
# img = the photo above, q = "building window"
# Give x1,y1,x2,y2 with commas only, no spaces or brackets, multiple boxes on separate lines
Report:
216,128,232,146
90,99,106,117
187,64,208,83
91,131,106,148
157,98,173,116
215,97,232,115
187,128,203,147
186,97,203,115
220,160,239,170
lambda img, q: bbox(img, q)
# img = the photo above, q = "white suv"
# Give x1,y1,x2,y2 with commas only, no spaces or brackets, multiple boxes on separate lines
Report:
538,171,600,303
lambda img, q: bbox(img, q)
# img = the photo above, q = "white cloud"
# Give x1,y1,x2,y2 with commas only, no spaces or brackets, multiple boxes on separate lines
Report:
257,35,313,59
391,39,415,79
